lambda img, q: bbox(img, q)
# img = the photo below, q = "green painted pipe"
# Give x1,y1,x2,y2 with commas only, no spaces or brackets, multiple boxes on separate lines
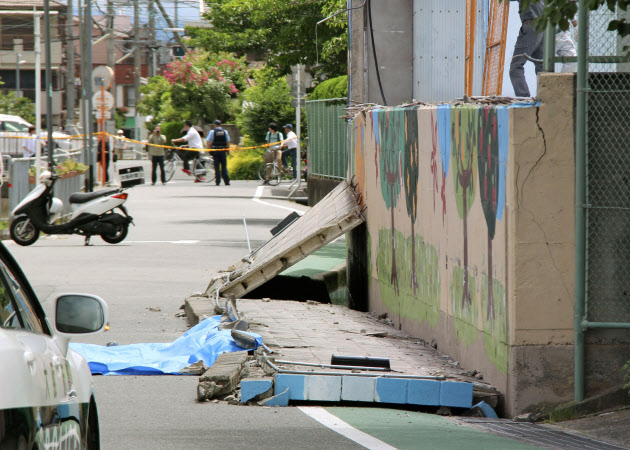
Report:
584,322,630,329
543,20,556,72
574,0,589,403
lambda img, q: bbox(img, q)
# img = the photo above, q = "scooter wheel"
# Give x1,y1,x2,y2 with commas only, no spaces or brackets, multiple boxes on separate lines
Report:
10,216,40,246
100,222,129,244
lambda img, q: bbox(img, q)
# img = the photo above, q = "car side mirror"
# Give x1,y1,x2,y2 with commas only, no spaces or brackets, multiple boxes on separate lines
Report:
54,294,109,335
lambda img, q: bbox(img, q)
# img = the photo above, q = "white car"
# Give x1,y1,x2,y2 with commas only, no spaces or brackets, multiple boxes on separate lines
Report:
0,241,108,449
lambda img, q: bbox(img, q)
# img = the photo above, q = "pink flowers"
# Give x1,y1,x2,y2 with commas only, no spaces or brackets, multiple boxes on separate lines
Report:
162,52,241,94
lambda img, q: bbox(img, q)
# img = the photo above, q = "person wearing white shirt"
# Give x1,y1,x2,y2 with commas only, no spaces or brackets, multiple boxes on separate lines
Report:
281,124,298,179
172,120,203,175
22,126,37,158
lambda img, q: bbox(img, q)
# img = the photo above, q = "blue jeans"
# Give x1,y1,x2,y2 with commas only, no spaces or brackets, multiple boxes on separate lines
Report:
282,148,297,178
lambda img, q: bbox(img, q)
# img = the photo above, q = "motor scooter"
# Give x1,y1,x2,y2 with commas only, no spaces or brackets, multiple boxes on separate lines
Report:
10,171,134,246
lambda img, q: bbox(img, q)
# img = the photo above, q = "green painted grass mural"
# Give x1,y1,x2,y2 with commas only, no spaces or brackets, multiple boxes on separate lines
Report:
450,266,478,347
376,229,440,327
481,274,508,373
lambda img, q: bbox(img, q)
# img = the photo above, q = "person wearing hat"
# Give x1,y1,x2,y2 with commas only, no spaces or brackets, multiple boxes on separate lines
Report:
206,119,231,186
114,129,127,161
281,123,298,179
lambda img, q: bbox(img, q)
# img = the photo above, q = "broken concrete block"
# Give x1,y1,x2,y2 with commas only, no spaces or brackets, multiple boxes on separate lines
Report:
440,381,473,408
376,378,408,404
341,376,376,402
197,381,219,402
197,352,249,400
275,374,307,401
407,379,441,406
260,388,290,407
463,401,499,418
179,360,209,375
307,375,342,402
241,378,274,403
231,329,258,349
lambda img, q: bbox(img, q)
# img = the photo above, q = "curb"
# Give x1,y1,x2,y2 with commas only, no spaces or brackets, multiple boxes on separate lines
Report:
544,385,630,423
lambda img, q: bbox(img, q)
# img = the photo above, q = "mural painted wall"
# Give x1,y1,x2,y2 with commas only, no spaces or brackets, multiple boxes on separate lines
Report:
351,104,511,374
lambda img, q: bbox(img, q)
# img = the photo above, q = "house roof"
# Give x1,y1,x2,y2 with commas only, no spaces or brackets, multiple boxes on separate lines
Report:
0,0,65,10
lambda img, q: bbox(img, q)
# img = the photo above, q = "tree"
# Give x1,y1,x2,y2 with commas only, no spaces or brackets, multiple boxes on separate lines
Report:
236,68,295,145
518,0,630,43
308,75,348,100
477,106,499,320
451,106,478,308
378,108,404,293
0,79,35,123
403,108,420,293
187,0,348,78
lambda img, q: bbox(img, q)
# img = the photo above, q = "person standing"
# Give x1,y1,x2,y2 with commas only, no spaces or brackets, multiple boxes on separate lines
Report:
264,123,283,183
509,0,545,97
147,125,167,185
281,124,298,179
206,119,231,186
171,120,203,175
114,129,127,161
22,126,37,158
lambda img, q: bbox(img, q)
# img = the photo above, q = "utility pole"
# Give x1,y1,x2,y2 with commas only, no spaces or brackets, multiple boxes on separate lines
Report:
149,0,156,77
107,0,116,135
65,0,75,130
134,0,141,140
80,0,95,191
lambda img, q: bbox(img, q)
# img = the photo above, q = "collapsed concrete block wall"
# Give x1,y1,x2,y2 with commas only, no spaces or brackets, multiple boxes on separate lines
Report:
348,73,581,416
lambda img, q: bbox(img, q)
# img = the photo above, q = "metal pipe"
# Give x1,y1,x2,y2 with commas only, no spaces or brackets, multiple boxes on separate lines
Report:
274,359,390,372
574,0,588,403
584,321,630,329
262,353,445,379
543,20,555,72
44,0,54,160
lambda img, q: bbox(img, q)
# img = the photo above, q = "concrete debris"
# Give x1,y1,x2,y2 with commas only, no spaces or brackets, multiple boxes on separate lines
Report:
197,351,249,401
231,329,258,350
180,360,209,375
174,311,186,318
475,373,484,380
148,307,161,312
240,378,274,403
365,331,388,338
259,388,290,407
514,412,544,423
306,300,318,305
463,401,499,419
106,341,118,347
218,319,250,331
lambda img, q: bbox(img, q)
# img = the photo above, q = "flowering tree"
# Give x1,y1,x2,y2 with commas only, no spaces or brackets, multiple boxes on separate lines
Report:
157,50,246,124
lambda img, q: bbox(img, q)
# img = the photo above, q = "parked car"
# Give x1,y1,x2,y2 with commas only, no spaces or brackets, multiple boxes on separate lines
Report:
0,114,76,156
0,240,108,448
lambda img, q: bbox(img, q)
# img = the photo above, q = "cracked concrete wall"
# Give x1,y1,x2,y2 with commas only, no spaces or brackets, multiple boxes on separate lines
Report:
349,73,582,416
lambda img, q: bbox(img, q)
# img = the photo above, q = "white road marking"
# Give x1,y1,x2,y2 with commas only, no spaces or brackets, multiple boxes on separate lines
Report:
298,406,397,450
126,240,200,244
253,186,302,214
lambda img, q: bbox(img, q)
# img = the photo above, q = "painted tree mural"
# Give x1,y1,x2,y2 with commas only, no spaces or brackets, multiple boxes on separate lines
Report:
403,108,420,293
477,106,499,320
451,106,478,307
378,108,404,293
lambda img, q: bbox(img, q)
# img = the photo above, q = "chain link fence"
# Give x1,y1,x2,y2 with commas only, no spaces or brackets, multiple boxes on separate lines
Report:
583,6,630,324
305,98,348,180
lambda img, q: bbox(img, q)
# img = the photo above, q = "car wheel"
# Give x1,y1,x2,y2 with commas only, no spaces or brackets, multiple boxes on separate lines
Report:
87,400,100,450
10,216,40,246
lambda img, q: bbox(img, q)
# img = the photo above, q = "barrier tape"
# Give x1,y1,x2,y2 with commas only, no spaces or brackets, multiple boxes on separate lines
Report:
0,131,298,154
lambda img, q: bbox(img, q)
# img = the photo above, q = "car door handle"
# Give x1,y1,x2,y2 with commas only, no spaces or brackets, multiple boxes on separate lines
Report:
24,351,37,375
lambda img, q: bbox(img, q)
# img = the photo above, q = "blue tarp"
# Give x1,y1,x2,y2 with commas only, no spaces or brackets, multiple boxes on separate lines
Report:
69,316,262,375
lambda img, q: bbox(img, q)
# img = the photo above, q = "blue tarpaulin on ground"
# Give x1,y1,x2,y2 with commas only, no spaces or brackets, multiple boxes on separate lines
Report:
69,316,262,375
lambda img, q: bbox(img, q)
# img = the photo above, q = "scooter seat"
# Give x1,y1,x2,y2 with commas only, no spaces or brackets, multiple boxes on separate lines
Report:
69,188,120,204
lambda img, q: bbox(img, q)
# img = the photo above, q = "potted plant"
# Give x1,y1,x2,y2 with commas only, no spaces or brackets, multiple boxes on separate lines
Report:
29,159,88,184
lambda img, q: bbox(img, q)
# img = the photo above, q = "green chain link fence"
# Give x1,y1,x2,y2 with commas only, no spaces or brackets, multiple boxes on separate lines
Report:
305,98,348,180
582,7,630,325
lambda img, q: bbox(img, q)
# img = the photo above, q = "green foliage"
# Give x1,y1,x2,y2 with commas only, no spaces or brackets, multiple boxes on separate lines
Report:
0,90,35,124
309,76,348,100
624,360,630,394
186,0,348,78
236,69,295,145
227,148,264,179
161,121,184,145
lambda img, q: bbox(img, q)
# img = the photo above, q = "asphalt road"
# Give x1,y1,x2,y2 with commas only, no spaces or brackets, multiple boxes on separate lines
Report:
5,165,544,449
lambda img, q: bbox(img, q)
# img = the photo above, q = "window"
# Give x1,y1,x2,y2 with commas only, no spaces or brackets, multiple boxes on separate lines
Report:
0,283,19,328
0,261,44,333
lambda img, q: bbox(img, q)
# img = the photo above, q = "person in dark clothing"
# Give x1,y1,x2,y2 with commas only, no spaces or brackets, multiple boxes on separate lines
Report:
206,119,231,186
509,0,545,97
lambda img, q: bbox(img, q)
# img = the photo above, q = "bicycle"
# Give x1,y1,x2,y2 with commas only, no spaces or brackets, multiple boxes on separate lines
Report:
164,146,215,183
257,147,307,186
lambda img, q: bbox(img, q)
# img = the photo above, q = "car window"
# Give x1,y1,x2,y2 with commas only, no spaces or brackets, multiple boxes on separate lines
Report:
0,283,20,328
4,121,28,132
0,261,44,333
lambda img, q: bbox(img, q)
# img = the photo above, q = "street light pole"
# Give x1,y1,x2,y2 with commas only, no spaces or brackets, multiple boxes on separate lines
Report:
44,0,54,162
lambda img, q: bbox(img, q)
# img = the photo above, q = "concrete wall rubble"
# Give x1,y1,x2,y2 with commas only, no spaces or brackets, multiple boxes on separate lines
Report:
346,73,627,416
